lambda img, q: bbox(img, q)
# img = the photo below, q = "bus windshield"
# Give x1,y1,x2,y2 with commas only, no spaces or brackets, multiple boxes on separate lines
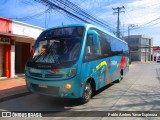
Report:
29,26,85,65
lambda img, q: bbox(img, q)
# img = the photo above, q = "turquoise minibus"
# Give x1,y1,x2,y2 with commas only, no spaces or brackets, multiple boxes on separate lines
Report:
25,24,129,103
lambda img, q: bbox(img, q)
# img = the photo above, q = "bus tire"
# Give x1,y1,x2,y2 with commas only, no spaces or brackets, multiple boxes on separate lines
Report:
120,69,123,80
79,82,92,104
117,70,123,83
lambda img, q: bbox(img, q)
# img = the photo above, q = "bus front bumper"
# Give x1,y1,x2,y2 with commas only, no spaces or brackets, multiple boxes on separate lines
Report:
25,75,82,98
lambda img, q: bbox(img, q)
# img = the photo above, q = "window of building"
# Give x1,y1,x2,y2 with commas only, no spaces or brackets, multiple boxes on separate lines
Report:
141,38,149,45
130,46,139,51
129,38,139,44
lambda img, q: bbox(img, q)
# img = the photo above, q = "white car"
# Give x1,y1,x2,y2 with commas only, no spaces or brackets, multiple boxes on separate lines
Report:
157,56,160,63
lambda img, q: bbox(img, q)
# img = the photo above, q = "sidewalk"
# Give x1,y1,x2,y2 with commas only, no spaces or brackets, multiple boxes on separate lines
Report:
0,77,31,102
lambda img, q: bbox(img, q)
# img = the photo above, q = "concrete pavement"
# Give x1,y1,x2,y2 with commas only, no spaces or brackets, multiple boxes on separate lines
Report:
0,77,31,102
0,62,155,103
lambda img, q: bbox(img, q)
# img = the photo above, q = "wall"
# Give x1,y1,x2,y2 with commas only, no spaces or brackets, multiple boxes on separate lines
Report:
11,20,44,76
0,17,12,78
0,17,12,33
0,44,4,77
11,45,15,77
12,21,44,39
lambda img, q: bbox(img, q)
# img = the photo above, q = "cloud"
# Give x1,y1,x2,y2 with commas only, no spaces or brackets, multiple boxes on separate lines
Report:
122,0,160,26
93,0,160,30
102,3,122,9
71,0,113,10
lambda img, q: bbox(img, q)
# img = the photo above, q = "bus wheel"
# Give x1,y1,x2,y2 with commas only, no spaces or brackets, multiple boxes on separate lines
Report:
79,82,92,104
117,70,123,83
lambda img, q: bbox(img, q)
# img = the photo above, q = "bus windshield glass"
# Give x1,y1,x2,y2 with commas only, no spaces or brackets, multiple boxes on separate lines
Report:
29,26,85,65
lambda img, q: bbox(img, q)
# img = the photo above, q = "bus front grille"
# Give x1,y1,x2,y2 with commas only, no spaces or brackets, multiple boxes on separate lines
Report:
31,83,59,95
29,72,64,78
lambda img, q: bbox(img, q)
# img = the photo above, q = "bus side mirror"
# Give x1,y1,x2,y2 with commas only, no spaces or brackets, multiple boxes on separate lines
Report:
87,30,99,51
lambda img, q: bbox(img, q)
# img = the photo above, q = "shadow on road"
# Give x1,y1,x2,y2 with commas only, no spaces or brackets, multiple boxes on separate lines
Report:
0,80,117,112
110,85,160,111
37,81,116,107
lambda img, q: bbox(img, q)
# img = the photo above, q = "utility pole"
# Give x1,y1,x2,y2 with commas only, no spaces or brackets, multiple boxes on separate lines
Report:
145,40,148,62
145,44,147,62
112,6,125,38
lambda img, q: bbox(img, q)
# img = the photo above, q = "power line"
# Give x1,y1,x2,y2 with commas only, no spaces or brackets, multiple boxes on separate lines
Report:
63,0,116,29
122,15,160,33
55,8,82,24
130,17,160,30
33,0,116,32
35,0,89,23
57,0,116,31
10,8,51,21
139,16,160,27
56,0,116,31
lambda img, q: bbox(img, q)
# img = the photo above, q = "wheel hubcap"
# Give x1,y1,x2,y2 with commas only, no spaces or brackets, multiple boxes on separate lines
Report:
84,84,92,100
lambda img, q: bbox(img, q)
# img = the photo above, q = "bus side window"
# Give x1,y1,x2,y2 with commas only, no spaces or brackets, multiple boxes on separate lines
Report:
86,35,93,54
84,34,101,61
101,34,112,57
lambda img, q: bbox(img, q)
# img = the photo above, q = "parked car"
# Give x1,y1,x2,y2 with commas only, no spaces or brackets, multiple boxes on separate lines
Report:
157,56,160,63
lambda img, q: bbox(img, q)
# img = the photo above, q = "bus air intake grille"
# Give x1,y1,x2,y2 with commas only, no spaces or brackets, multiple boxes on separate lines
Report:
31,84,59,95
29,72,64,78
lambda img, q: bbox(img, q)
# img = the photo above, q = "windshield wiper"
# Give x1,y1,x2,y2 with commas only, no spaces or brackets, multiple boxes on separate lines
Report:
47,42,60,64
30,52,45,63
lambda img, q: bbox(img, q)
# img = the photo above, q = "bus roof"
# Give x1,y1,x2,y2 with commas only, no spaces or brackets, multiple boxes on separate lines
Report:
86,24,128,44
46,23,128,44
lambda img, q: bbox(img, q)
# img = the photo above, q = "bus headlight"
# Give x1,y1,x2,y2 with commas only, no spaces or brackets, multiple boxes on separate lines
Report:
64,83,72,90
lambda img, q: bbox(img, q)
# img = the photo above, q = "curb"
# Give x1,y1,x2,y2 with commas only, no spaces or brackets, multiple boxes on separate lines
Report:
0,92,32,103
0,76,25,81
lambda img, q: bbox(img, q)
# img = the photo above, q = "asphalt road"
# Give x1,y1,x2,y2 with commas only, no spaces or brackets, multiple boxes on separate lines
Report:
0,62,160,119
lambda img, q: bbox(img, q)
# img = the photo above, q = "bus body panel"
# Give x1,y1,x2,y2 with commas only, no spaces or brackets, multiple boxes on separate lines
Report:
81,56,129,91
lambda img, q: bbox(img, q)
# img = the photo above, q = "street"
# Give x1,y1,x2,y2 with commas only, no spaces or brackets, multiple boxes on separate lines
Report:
0,62,160,118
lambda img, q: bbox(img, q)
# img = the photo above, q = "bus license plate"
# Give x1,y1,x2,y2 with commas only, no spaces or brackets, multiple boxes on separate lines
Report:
39,84,48,88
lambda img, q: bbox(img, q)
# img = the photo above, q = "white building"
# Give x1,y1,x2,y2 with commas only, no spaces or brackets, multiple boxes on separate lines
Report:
124,35,153,62
152,46,160,61
0,17,45,78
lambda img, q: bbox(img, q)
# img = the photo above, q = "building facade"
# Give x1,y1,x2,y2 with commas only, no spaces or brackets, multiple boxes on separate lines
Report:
152,46,160,61
124,35,153,62
0,17,44,78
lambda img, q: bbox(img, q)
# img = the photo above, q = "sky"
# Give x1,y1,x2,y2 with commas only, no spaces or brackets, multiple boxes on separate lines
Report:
0,0,160,46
